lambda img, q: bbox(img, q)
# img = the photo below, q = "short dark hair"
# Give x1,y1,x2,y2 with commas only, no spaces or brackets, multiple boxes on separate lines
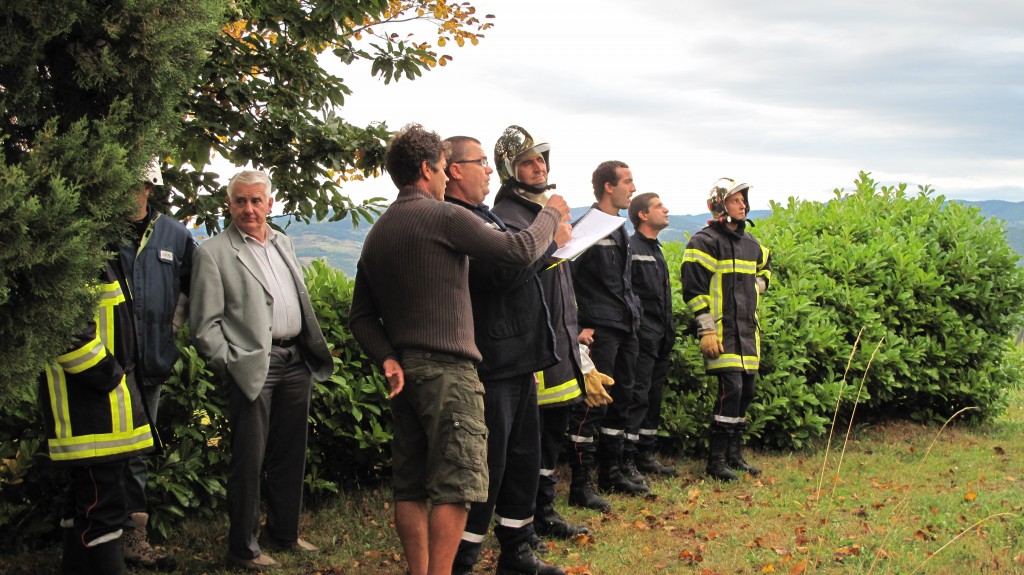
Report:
591,160,629,201
385,123,450,188
628,192,659,228
443,136,481,176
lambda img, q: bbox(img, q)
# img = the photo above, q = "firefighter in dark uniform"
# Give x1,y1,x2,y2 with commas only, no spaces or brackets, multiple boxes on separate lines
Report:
444,135,567,575
40,256,156,574
681,178,771,481
627,193,678,477
491,126,605,535
569,161,648,496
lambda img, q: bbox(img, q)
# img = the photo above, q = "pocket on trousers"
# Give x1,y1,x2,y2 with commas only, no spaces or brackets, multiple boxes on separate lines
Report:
443,406,487,471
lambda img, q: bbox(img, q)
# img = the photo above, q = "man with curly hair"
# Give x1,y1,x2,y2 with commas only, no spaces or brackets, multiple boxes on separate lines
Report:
349,124,570,575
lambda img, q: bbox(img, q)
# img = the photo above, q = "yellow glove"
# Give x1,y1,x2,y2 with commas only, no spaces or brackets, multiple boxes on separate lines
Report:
699,332,724,359
583,369,614,408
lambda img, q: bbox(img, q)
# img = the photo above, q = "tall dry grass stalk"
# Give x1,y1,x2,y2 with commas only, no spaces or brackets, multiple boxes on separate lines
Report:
806,333,885,573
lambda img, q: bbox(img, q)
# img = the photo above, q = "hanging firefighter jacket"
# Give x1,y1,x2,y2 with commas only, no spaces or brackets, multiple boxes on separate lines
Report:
39,259,155,466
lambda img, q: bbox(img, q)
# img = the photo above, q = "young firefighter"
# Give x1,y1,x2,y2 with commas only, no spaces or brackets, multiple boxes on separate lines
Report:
680,178,771,481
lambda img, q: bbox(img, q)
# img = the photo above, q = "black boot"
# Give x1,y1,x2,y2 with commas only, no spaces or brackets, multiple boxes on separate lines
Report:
706,433,738,482
534,503,589,539
86,536,128,575
567,465,611,512
620,452,648,486
727,434,761,478
635,450,677,477
597,440,649,495
62,527,90,575
496,541,566,575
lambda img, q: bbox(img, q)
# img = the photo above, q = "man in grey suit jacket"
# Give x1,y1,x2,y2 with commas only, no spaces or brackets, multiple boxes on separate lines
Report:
190,170,333,571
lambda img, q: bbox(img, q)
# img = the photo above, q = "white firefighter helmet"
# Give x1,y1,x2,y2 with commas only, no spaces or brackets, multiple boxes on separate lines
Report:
143,158,163,187
493,125,550,185
707,177,750,220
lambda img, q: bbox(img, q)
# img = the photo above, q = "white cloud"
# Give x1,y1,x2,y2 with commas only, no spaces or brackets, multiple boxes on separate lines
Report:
313,0,1023,216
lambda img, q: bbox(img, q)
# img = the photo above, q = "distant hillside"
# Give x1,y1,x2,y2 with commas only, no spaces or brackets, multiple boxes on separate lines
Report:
253,200,1023,277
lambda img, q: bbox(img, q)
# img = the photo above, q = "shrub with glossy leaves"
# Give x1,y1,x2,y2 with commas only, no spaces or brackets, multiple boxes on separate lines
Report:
661,172,1024,451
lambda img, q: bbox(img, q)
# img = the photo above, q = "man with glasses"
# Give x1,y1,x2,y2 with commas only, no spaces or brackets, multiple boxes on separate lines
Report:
349,124,570,575
443,135,570,575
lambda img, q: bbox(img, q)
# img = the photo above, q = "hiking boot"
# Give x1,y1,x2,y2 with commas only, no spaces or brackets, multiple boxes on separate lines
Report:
496,541,565,575
636,451,677,477
706,433,738,482
727,434,761,478
124,512,177,571
534,503,589,539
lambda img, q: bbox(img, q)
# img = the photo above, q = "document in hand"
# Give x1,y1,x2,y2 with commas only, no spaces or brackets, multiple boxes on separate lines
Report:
552,209,626,261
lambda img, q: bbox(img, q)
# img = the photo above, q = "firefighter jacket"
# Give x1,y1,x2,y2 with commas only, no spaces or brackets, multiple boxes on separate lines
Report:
38,259,156,466
492,189,583,407
119,207,196,383
681,221,771,374
445,197,559,381
629,232,677,357
570,206,642,335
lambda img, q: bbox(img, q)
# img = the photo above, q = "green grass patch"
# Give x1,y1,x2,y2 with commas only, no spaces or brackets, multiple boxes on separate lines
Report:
8,387,1024,575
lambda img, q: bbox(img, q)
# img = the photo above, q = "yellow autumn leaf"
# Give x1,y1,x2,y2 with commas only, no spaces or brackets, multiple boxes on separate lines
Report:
963,492,977,502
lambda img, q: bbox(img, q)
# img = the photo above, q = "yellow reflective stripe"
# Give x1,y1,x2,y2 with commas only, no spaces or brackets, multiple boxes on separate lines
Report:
45,363,73,439
57,334,107,374
109,376,131,433
47,425,154,462
536,372,582,405
706,353,760,371
97,281,125,305
731,259,757,274
683,248,717,272
686,294,711,313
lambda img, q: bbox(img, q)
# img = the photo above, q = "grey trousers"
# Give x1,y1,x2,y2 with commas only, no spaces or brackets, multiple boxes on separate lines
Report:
227,344,312,559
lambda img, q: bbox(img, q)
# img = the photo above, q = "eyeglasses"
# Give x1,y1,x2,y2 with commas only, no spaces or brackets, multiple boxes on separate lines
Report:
451,157,489,169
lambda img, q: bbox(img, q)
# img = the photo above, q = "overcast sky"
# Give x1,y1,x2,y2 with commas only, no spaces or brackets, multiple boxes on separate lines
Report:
328,0,1023,215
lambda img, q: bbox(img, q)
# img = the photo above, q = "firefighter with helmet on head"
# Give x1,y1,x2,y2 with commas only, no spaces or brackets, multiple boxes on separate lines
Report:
489,126,601,551
680,178,772,481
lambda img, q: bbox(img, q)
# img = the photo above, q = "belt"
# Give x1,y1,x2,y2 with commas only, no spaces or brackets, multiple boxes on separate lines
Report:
399,349,468,364
271,337,296,347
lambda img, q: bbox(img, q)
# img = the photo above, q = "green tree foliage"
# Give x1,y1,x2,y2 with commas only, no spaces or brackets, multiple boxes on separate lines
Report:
168,0,494,232
0,0,222,393
662,172,1024,453
0,0,490,391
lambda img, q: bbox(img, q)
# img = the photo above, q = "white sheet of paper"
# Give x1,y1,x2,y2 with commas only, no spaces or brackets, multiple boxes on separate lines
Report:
552,209,626,260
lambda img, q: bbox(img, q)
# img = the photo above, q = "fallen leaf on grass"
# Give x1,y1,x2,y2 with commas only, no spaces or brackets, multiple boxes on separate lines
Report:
746,537,765,548
572,533,595,546
963,491,977,502
994,446,1005,455
761,564,776,573
678,549,704,563
833,544,861,561
789,561,808,574
688,487,702,502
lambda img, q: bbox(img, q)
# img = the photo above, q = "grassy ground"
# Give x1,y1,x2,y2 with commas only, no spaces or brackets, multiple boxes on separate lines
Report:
9,388,1023,575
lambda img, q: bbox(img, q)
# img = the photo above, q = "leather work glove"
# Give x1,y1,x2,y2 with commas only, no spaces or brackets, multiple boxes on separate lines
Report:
584,369,614,408
579,343,614,408
699,331,724,359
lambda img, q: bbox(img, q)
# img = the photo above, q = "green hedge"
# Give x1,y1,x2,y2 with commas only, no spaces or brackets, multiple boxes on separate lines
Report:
660,172,1024,453
2,173,1022,549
